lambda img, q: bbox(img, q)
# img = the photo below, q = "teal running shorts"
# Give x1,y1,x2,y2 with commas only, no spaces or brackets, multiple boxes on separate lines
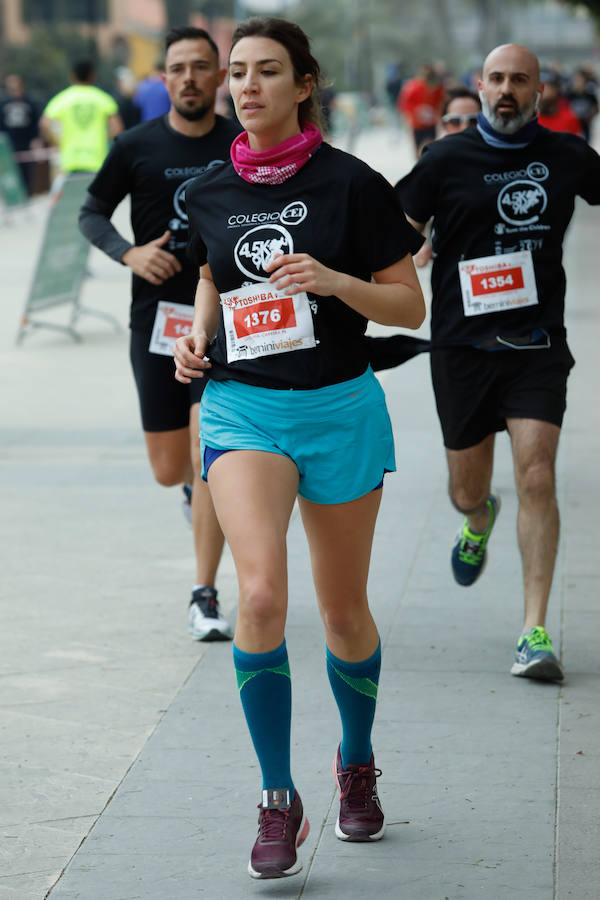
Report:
199,366,396,505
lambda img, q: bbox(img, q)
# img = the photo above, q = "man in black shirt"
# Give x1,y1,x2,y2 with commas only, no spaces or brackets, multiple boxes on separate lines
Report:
396,43,600,682
0,74,40,194
79,26,241,641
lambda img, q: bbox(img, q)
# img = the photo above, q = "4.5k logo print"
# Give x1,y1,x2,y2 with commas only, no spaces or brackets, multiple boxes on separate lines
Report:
234,224,294,282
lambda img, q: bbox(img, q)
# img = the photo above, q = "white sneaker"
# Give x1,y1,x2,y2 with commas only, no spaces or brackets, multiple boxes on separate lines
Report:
188,586,233,642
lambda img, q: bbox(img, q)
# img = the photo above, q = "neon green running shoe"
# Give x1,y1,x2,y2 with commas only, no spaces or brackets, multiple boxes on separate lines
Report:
451,494,500,586
511,626,564,682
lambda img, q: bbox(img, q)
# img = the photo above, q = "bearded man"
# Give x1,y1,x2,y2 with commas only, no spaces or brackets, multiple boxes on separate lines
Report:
395,44,600,682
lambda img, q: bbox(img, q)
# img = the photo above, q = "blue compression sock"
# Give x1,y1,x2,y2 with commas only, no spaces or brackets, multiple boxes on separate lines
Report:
326,642,381,768
233,640,293,794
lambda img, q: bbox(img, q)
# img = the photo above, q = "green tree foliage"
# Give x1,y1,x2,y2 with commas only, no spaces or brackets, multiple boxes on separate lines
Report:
2,28,118,103
564,0,600,26
278,0,460,91
165,0,236,26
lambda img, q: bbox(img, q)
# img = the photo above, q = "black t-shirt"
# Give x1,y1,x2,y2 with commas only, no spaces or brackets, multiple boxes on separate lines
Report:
186,142,423,390
0,95,39,150
88,114,241,332
395,127,600,346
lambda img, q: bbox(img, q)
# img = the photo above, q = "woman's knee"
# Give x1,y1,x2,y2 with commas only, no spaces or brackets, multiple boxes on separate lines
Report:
237,577,286,631
320,597,369,641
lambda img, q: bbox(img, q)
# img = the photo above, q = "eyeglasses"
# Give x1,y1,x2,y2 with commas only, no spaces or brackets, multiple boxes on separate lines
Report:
442,113,479,126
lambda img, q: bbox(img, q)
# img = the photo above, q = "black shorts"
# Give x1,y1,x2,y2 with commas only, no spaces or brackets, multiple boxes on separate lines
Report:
129,330,208,433
430,341,575,450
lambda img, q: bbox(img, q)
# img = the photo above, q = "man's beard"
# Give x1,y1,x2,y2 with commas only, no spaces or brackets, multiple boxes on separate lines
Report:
479,90,539,134
173,98,212,121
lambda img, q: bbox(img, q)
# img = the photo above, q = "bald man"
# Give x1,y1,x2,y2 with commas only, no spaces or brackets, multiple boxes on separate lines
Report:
395,44,600,682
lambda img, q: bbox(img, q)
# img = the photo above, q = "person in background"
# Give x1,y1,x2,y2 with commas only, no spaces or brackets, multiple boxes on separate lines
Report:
40,59,123,173
397,62,445,154
384,62,403,108
439,87,481,135
133,61,171,121
537,76,582,136
114,67,141,131
0,74,41,194
566,69,598,143
318,81,336,135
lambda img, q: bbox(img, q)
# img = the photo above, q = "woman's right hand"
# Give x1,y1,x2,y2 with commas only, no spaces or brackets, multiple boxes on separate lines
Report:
174,332,212,384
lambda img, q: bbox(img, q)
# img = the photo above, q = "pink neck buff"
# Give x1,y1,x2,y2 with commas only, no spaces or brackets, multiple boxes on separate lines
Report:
230,122,323,185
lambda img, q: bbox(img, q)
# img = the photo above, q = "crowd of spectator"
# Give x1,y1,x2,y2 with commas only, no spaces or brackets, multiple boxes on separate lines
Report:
386,58,598,154
1,53,598,199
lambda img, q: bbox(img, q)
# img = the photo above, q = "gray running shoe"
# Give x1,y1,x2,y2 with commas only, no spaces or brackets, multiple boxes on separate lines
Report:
511,626,565,682
188,586,232,642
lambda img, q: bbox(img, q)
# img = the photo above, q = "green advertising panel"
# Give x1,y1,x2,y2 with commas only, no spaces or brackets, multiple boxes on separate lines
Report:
0,132,28,207
26,173,91,313
17,172,121,343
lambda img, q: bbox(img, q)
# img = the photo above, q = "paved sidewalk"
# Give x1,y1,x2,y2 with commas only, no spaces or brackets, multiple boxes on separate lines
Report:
0,128,598,900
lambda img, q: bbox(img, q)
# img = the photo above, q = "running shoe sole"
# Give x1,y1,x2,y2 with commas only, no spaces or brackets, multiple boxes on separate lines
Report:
189,625,233,642
511,656,565,682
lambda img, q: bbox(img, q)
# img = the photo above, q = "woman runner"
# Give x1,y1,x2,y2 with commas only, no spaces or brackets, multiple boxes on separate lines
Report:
174,17,425,880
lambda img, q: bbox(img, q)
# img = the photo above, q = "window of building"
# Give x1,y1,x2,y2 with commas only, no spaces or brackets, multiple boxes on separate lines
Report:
24,0,108,24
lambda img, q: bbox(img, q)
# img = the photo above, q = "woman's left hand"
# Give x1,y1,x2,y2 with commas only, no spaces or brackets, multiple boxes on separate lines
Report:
265,253,343,297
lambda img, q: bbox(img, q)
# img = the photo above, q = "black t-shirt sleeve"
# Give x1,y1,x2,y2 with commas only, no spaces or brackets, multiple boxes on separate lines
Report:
87,136,131,209
187,220,208,268
350,169,424,272
79,192,133,263
577,141,600,205
186,182,208,267
394,145,440,225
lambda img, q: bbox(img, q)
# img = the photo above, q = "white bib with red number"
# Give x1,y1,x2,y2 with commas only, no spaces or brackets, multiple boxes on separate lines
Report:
149,301,194,356
458,251,538,318
220,283,316,363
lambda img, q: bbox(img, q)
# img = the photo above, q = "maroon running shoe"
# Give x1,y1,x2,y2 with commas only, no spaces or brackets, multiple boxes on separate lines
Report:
248,788,310,879
334,745,385,841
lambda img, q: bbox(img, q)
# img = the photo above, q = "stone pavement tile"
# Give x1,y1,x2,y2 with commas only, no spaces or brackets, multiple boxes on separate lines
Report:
558,746,600,791
559,687,600,759
0,876,60,900
0,754,115,827
562,611,600,677
563,576,600,614
556,786,600,900
0,818,96,890
306,838,553,900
